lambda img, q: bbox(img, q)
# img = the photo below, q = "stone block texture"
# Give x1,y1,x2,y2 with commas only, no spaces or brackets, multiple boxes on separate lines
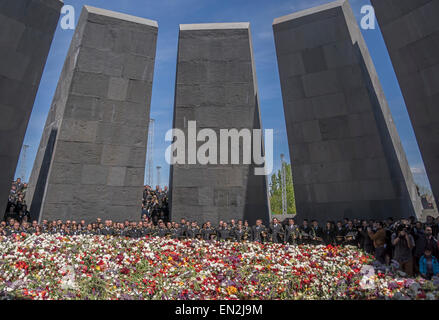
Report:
0,0,62,214
273,0,422,221
371,0,439,208
26,6,157,222
169,23,270,226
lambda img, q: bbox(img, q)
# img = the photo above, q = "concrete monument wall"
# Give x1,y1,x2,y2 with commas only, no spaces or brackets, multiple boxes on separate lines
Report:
26,6,158,222
273,0,422,221
371,0,439,207
0,0,62,214
169,23,270,226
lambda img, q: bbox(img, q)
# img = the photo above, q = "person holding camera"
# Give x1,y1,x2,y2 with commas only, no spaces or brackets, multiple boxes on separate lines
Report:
392,225,415,276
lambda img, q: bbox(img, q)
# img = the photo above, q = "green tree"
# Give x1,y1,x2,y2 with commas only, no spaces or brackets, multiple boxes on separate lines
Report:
269,163,296,215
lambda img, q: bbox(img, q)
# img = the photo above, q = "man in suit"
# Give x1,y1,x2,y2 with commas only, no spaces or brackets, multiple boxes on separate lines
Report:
344,220,359,247
187,221,201,239
252,219,267,243
284,218,299,245
217,222,233,241
180,218,188,238
234,224,245,242
201,221,216,241
335,221,346,246
299,219,312,245
100,220,115,236
269,218,284,243
310,220,324,245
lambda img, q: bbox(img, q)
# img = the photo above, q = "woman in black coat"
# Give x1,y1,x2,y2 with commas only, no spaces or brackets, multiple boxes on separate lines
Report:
322,221,336,246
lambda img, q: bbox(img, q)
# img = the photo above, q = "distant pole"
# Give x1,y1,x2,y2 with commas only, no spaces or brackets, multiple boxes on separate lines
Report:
280,154,287,215
20,145,30,182
156,166,161,188
146,119,155,186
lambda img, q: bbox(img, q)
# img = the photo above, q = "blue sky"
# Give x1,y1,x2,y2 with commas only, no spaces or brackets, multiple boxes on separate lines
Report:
15,0,431,191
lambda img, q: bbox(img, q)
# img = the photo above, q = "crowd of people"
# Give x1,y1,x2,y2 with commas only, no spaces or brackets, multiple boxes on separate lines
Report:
3,179,439,280
141,185,169,223
4,180,169,224
4,178,30,223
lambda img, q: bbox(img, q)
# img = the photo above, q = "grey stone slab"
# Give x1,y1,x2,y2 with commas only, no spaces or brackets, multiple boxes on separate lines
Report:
302,47,327,74
126,79,153,104
273,0,422,222
302,69,340,97
0,0,61,215
281,75,306,102
122,54,154,81
124,167,144,187
26,6,157,223
371,0,439,208
283,98,314,123
70,72,110,97
169,23,270,226
107,77,129,101
311,93,347,119
107,166,126,186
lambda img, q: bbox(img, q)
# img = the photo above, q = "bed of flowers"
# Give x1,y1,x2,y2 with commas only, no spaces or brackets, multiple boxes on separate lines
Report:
0,233,438,300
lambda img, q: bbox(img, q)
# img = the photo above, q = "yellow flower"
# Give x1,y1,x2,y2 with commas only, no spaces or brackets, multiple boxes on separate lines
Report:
226,286,237,295
96,266,100,271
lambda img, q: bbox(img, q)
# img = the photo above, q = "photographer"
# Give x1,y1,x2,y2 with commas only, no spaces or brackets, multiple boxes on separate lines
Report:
392,225,415,276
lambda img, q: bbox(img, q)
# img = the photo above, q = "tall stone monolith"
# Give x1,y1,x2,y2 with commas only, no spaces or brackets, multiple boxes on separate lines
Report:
27,6,158,222
169,23,270,226
0,0,62,215
371,0,439,208
273,0,422,221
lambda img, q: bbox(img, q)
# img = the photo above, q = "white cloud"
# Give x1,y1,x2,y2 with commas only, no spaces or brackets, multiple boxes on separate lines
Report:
411,165,426,174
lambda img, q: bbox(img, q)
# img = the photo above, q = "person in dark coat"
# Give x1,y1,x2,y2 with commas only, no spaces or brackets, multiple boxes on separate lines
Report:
100,220,115,236
310,220,324,245
251,219,267,243
269,218,284,243
201,221,216,241
299,219,312,245
344,220,359,247
322,221,336,246
284,218,300,245
414,226,438,271
334,221,345,246
234,224,245,242
157,222,169,238
187,222,201,239
358,220,374,254
217,222,233,241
